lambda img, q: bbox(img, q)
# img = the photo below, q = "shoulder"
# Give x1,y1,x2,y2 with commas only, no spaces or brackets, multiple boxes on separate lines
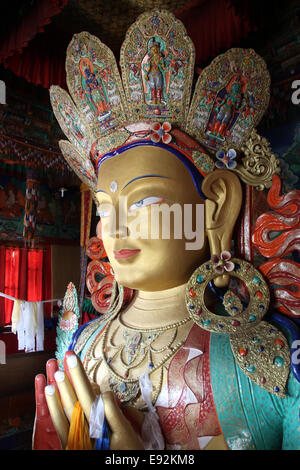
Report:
69,316,108,356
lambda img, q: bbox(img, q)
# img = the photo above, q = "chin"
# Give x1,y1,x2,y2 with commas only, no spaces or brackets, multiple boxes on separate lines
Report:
113,266,187,292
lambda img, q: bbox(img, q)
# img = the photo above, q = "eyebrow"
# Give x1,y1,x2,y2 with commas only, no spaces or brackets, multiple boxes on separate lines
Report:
96,174,169,194
122,174,169,190
96,189,109,194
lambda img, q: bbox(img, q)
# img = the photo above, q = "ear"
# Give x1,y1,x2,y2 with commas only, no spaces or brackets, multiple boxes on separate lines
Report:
202,170,242,287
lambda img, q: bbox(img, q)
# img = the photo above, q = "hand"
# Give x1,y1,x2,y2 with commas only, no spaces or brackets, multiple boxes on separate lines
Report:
32,359,62,450
33,351,144,450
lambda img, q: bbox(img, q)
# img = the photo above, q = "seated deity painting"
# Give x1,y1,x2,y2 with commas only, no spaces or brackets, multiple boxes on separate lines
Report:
32,10,300,451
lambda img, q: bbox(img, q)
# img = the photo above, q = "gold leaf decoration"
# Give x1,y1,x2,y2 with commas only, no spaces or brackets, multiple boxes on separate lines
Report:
233,129,281,190
230,321,290,398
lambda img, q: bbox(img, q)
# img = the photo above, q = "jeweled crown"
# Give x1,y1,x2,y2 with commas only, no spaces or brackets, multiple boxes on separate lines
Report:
50,9,280,192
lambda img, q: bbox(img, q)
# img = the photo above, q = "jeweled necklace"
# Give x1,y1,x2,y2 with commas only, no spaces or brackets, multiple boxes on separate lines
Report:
97,314,192,405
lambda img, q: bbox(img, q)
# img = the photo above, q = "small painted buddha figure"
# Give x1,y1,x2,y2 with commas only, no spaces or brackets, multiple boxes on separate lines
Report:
33,10,300,451
142,38,168,106
208,76,245,142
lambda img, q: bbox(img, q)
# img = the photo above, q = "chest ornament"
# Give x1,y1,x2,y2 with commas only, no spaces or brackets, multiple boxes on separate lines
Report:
85,314,192,406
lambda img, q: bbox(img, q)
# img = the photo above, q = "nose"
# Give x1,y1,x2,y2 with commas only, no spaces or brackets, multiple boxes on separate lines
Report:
108,203,129,239
113,225,129,239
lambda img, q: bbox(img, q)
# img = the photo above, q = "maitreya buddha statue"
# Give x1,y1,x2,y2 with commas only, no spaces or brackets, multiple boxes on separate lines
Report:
32,10,300,450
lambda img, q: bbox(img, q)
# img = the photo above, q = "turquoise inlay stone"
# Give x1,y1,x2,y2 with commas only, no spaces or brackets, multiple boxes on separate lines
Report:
245,365,256,373
252,337,260,343
196,274,205,283
273,356,284,368
249,314,256,323
120,382,127,392
202,319,211,326
252,276,262,284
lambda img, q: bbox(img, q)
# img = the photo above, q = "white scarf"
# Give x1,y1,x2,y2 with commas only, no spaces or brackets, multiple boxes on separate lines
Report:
13,300,44,352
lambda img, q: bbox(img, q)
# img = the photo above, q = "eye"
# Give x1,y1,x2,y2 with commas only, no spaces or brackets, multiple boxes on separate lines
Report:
96,205,112,218
128,196,164,212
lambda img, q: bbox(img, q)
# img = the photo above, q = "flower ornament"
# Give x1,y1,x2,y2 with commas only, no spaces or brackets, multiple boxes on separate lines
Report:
215,148,237,169
211,251,235,274
150,122,172,144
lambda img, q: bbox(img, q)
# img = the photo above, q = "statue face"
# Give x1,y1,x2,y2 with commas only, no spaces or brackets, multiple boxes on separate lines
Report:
231,83,241,94
96,145,208,291
150,45,160,55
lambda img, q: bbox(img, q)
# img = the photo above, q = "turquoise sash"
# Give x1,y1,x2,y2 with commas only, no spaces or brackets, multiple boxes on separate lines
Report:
210,332,300,450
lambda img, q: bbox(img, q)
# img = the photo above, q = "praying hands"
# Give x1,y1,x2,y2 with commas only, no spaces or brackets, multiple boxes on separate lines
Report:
32,350,144,450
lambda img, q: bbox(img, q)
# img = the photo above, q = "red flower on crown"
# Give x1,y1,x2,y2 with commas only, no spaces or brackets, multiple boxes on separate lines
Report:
150,122,172,144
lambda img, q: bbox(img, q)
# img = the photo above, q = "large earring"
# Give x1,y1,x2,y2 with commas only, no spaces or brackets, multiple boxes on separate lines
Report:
186,251,290,398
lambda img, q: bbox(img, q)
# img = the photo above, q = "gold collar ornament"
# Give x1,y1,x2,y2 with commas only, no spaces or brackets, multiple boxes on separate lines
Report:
186,252,290,398
84,314,192,406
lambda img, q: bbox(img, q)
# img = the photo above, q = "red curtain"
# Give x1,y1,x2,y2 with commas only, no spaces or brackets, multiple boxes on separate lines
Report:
1,0,68,88
175,0,254,65
27,249,43,302
4,248,20,325
4,38,67,89
0,247,52,326
0,0,68,63
43,246,52,318
0,247,6,323
3,0,262,89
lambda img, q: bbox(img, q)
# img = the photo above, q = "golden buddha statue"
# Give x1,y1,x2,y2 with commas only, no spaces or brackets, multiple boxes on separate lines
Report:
33,10,300,451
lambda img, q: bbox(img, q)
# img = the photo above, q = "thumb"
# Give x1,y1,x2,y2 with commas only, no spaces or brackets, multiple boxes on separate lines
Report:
102,391,144,450
102,391,129,432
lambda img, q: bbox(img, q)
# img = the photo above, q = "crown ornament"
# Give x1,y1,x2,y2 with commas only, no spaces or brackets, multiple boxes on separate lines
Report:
50,9,280,193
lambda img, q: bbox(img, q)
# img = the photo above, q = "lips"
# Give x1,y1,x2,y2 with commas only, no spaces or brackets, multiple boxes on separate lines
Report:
113,249,141,259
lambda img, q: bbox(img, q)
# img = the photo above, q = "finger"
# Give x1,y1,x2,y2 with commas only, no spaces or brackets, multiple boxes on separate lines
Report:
102,391,144,450
45,384,69,449
91,382,101,396
66,353,96,421
102,391,129,432
34,374,49,419
63,351,76,387
33,375,61,450
123,406,145,435
54,370,77,422
46,358,60,394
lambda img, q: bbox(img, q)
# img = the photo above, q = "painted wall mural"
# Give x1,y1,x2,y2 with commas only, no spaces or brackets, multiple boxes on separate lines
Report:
0,174,80,242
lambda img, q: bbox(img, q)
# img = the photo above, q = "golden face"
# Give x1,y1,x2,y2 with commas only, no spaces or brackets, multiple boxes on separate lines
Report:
150,45,160,57
96,145,208,291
